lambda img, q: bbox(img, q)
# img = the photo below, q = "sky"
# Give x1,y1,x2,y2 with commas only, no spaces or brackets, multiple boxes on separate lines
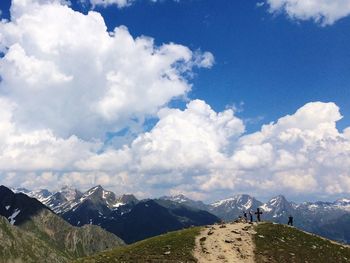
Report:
0,0,350,203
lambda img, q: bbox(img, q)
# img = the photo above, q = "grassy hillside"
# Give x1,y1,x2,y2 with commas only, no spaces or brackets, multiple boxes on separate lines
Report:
0,216,70,263
0,211,125,263
74,227,201,263
0,186,125,263
20,209,124,258
254,222,350,263
75,222,350,263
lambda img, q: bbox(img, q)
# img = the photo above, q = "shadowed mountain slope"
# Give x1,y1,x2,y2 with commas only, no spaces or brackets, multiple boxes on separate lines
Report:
0,186,124,263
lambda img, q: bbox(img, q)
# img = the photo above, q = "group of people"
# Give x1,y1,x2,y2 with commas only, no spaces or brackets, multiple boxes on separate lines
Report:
241,208,263,223
241,208,294,226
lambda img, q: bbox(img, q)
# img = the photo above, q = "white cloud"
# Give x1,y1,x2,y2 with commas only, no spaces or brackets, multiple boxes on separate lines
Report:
113,101,350,200
85,0,179,8
88,0,134,8
127,99,244,172
0,0,212,139
1,0,350,202
2,97,350,201
266,0,350,25
226,102,350,197
0,98,99,171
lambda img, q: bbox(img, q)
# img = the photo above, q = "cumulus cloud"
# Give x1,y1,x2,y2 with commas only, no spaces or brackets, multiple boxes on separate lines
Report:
117,101,350,200
1,0,350,202
3,97,350,201
229,102,349,196
0,0,212,139
265,0,350,25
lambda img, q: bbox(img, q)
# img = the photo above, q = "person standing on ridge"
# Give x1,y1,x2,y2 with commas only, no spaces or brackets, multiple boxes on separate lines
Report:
249,210,253,223
243,211,248,222
288,215,294,226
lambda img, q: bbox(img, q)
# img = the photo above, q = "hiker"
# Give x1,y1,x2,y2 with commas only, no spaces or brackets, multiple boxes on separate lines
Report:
243,211,248,222
249,210,253,223
255,208,263,222
288,215,294,226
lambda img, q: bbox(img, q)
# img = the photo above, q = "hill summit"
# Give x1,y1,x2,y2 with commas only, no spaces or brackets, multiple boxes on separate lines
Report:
75,221,350,263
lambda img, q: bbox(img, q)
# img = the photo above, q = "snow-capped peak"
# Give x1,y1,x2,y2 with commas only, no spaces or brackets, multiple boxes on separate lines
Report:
266,195,288,207
211,194,257,210
85,185,104,196
259,195,292,218
333,198,350,211
163,194,191,203
12,188,53,203
335,198,350,204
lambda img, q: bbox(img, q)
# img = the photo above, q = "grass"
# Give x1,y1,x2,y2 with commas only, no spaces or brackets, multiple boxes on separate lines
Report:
254,222,350,263
74,227,201,263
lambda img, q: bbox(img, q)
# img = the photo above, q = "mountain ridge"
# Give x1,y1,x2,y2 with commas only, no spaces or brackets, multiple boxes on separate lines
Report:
13,185,350,244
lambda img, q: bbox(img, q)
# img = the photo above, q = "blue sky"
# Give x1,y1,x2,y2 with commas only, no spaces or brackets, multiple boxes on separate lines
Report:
81,0,350,133
1,0,350,202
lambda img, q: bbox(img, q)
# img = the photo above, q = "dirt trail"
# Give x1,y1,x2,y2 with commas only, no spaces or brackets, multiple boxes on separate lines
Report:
193,222,256,263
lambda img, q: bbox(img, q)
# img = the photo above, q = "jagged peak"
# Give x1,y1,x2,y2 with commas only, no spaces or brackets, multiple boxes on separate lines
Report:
162,194,193,203
211,194,256,207
90,185,103,191
83,185,105,197
268,195,288,205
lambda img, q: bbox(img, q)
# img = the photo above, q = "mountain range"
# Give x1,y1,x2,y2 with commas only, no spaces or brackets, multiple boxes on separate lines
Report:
162,193,350,244
13,185,350,244
13,185,219,244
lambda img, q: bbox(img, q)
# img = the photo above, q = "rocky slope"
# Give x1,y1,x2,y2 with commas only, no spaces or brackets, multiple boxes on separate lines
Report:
0,186,124,263
0,215,69,263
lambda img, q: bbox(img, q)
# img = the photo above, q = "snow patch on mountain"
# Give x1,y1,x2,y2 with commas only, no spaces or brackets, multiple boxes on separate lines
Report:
8,208,20,225
260,203,272,212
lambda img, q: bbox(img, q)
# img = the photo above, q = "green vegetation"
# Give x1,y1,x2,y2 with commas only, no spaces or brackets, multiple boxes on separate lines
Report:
0,210,124,263
254,222,350,263
74,227,201,263
0,216,69,263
